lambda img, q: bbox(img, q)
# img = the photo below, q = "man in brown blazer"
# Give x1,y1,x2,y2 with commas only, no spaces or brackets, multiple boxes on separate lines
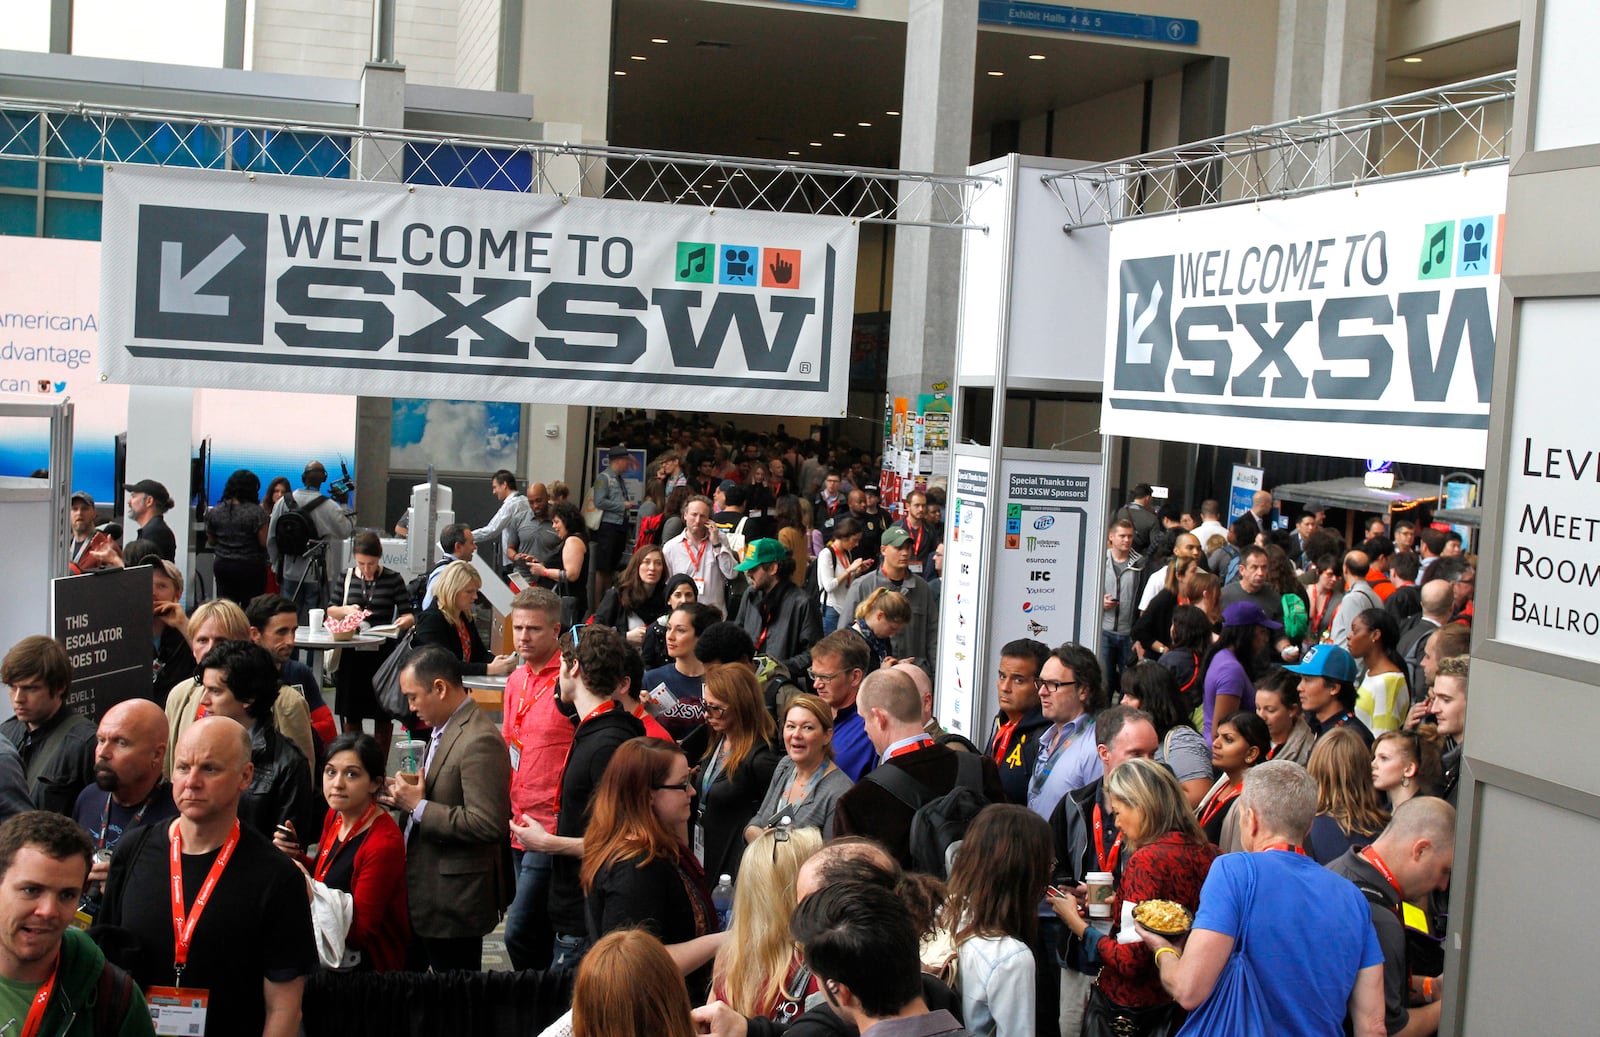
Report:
385,645,513,971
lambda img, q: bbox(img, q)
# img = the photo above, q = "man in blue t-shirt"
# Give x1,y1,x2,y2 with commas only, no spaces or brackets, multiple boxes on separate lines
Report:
1136,761,1386,1036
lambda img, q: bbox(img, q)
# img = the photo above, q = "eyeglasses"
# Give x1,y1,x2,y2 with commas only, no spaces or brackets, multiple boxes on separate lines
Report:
807,669,842,684
1039,679,1079,694
703,701,728,718
652,782,693,792
770,823,791,863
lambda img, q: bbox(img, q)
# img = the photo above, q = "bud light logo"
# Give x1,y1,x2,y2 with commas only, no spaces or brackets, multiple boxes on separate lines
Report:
1033,515,1055,530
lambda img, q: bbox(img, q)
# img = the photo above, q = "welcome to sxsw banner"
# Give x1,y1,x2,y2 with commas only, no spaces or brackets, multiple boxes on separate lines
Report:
99,166,858,417
1102,166,1507,468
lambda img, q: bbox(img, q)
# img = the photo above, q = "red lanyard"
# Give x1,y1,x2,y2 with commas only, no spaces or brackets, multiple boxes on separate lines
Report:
991,719,1019,764
456,620,472,658
1358,846,1403,901
1259,842,1307,855
1177,652,1199,693
553,701,620,821
1093,803,1123,872
885,737,934,760
910,524,924,555
582,700,619,724
169,819,241,978
513,662,556,731
1198,782,1242,828
314,803,379,883
685,537,708,571
19,955,57,1037
831,545,850,578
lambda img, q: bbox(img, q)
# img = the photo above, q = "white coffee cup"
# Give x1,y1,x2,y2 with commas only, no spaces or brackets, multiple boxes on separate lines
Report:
307,608,326,632
1085,871,1114,918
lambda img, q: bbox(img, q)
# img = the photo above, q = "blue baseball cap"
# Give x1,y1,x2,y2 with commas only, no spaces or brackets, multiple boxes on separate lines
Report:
1283,643,1357,682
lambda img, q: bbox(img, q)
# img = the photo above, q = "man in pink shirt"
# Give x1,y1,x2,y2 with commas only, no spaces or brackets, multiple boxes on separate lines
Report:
500,587,569,971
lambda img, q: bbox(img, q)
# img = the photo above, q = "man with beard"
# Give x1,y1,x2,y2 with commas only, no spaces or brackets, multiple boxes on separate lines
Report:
733,539,823,681
68,490,98,569
70,699,177,922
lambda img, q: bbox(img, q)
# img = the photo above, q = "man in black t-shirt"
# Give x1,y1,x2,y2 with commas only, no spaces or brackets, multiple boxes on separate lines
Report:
100,717,315,1037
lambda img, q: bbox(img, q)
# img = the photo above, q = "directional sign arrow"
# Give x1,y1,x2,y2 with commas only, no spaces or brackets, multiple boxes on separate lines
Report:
158,235,245,316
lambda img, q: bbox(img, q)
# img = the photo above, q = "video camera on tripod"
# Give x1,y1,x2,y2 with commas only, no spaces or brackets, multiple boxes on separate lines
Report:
329,457,356,505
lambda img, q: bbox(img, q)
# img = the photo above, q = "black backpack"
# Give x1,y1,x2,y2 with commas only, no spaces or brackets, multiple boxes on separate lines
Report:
406,558,450,613
867,751,989,878
274,494,330,557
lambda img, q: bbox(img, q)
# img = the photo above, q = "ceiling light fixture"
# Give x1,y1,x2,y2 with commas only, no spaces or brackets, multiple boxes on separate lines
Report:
986,70,1004,77
886,110,900,116
651,37,669,44
832,132,846,138
788,150,800,156
1403,56,1423,63
630,54,647,61
1028,53,1046,60
809,142,823,147
613,70,626,76
858,121,872,127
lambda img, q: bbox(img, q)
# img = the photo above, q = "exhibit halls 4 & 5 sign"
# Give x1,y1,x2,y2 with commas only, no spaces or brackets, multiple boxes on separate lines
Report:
1102,167,1507,468
99,166,858,417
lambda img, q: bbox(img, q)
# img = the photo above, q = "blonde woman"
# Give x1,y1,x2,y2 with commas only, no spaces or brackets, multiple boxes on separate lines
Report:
849,587,911,670
746,694,854,840
1305,726,1389,864
163,598,315,781
711,827,824,1021
412,560,516,678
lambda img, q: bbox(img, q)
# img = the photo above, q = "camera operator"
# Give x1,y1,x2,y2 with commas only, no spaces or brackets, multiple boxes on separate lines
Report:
268,459,356,616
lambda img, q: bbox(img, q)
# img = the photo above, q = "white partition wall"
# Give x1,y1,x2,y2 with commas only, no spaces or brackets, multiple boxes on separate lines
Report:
1441,2,1600,1032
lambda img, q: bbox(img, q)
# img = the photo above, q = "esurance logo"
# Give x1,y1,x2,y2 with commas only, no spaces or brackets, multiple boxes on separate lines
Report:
125,194,838,388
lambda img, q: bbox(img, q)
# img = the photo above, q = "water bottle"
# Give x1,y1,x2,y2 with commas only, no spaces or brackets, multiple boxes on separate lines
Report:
712,873,734,931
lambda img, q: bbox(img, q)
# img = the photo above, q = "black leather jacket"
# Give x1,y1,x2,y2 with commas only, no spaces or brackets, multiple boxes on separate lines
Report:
239,723,322,841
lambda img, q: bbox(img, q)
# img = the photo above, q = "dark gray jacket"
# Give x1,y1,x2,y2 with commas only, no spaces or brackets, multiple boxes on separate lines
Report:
735,580,824,678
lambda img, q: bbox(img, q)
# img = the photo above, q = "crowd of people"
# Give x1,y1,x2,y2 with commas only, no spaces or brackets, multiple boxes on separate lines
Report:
15,432,1481,1037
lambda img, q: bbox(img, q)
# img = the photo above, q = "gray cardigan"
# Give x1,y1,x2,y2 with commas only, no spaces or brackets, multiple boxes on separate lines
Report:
752,756,855,837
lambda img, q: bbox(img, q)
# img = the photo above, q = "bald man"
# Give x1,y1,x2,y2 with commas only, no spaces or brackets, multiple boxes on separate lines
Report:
73,699,179,918
100,717,316,1037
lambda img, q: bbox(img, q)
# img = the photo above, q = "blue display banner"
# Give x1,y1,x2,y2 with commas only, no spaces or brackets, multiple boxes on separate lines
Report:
977,2,1199,46
773,0,858,9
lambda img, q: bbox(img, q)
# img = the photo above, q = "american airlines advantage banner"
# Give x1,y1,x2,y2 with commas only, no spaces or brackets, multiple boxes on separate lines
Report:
1101,166,1507,467
100,166,858,416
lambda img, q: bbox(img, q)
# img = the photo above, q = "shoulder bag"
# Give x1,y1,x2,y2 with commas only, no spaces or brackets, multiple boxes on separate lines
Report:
1174,854,1270,1036
373,627,416,718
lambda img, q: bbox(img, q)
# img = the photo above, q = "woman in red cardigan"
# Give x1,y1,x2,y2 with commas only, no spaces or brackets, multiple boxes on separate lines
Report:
1049,757,1219,1034
275,731,410,972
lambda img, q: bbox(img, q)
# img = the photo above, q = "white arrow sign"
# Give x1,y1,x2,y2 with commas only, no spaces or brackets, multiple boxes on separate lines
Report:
158,235,245,316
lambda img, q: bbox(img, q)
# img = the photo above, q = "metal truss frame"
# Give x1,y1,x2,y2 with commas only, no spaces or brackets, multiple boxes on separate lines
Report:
0,95,999,231
1041,71,1516,229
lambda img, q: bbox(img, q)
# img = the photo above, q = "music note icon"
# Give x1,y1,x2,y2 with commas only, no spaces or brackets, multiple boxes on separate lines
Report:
1420,225,1449,277
679,245,707,279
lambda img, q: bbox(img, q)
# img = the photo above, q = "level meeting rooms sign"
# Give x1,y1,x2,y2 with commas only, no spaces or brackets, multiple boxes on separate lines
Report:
98,166,858,417
1494,298,1600,663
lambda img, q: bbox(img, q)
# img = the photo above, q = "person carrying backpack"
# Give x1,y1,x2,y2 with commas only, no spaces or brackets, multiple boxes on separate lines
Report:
832,669,1006,876
268,460,355,615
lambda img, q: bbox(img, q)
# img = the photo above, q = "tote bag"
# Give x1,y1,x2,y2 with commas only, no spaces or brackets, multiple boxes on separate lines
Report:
373,628,416,718
1175,855,1270,1036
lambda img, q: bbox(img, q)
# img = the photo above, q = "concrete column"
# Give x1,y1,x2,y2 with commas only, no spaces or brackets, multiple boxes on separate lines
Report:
1273,0,1389,121
518,0,612,143
886,0,978,405
352,61,406,530
124,387,197,563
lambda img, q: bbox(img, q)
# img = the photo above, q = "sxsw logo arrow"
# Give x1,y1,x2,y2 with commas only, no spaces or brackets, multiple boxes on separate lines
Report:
134,205,268,345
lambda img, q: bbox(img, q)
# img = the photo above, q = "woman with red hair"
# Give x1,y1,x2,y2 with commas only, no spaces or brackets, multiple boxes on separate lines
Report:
582,738,726,999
